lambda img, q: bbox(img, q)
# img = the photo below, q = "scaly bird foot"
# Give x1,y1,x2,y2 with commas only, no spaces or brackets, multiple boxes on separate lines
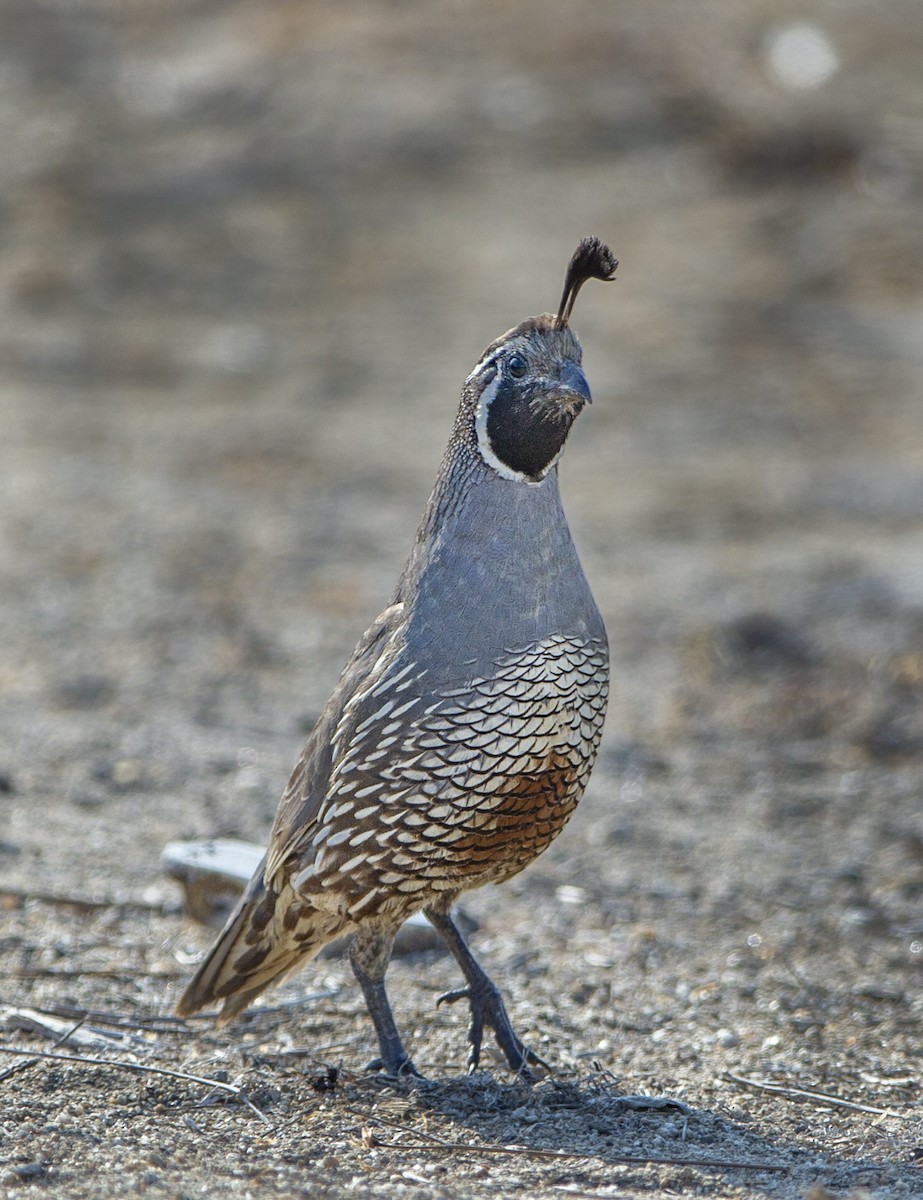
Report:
436,983,550,1082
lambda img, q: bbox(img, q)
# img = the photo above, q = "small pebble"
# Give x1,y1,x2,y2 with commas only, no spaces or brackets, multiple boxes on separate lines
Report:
8,1163,45,1181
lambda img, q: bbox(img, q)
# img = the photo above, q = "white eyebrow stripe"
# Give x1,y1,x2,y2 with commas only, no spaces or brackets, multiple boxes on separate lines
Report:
465,355,498,384
465,331,541,384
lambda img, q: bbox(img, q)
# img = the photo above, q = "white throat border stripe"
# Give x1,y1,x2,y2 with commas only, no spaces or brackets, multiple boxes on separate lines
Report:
474,372,560,484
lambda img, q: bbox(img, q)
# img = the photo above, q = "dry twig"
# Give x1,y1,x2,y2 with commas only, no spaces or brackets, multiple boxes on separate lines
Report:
0,1001,199,1035
0,1056,40,1084
0,967,184,981
723,1071,911,1118
0,1044,271,1125
0,886,161,914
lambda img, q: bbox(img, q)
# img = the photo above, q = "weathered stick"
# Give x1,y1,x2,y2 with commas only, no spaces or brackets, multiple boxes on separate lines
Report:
0,1044,271,1125
724,1071,910,1119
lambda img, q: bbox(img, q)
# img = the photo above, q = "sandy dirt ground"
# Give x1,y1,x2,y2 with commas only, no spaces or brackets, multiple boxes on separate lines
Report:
1,2,922,1196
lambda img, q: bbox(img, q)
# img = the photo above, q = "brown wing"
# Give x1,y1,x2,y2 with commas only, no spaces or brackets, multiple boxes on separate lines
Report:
175,602,406,1020
264,602,406,880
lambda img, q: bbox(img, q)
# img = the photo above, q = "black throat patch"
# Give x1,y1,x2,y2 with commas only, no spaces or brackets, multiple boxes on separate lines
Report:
485,377,573,480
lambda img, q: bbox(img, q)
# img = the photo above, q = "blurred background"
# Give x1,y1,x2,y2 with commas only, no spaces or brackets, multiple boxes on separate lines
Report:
3,7,923,1182
2,0,922,923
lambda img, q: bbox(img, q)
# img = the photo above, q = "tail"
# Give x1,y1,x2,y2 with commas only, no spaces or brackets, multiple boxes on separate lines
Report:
175,861,339,1025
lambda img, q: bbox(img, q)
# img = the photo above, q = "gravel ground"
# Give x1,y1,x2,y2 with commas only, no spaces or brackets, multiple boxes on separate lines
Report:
1,2,922,1196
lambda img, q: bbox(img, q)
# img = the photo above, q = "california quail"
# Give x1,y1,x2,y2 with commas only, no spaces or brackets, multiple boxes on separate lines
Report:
176,237,617,1080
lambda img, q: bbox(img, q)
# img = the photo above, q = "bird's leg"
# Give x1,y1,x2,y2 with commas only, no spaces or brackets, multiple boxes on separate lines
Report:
425,906,550,1082
349,926,420,1079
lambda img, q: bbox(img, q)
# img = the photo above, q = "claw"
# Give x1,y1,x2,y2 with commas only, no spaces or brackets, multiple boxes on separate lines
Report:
435,987,470,1008
436,986,485,1067
519,1050,546,1074
364,1054,423,1080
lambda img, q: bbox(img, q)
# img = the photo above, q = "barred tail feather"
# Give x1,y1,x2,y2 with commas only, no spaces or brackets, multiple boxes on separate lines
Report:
175,862,337,1024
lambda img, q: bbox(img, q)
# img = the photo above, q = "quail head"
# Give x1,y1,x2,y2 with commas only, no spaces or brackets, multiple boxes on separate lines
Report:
177,237,618,1080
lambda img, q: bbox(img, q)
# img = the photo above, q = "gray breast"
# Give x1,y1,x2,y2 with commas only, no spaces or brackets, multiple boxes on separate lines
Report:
399,458,606,683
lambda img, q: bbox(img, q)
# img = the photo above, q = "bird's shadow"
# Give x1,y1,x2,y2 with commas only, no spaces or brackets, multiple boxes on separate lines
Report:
341,1067,910,1198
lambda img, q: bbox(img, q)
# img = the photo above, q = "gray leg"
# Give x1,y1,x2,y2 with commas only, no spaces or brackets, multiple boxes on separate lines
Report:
424,905,550,1082
349,927,420,1078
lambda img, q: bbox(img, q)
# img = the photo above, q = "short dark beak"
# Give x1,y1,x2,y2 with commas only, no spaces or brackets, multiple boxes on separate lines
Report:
555,360,592,408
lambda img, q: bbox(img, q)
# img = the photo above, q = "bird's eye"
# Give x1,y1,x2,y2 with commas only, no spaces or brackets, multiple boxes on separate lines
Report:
507,354,527,379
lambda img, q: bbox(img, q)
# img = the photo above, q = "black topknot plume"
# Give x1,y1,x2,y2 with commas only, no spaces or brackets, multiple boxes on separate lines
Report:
555,237,618,328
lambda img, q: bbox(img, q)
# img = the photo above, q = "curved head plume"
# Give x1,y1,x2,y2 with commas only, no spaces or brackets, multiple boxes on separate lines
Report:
555,236,618,328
